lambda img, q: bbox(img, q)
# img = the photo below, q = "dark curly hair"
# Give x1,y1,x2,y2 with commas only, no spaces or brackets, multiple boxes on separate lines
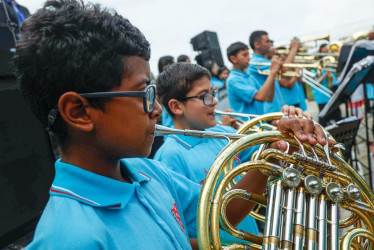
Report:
156,63,210,117
14,0,150,144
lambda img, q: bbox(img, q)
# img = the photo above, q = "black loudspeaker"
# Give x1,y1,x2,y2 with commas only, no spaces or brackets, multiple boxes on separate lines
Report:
0,28,16,76
195,48,224,67
0,78,56,248
191,31,220,51
190,31,224,67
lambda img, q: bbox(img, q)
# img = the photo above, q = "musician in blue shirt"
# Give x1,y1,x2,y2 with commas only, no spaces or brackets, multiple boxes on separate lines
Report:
248,31,300,113
311,44,342,125
226,42,282,115
277,54,303,108
311,68,341,126
155,62,269,243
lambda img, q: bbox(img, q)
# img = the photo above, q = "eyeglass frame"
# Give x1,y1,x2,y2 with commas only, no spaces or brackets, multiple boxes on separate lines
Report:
180,89,219,106
46,85,156,135
79,84,156,113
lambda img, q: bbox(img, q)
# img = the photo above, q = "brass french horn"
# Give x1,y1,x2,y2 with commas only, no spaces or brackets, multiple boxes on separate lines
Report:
196,113,374,249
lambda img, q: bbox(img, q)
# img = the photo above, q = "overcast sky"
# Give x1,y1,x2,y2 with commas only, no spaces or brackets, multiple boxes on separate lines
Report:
21,0,374,74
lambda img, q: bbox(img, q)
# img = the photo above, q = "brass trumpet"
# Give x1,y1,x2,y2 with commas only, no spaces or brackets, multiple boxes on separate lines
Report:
275,33,330,54
294,53,339,63
330,30,372,52
249,60,323,78
251,56,337,77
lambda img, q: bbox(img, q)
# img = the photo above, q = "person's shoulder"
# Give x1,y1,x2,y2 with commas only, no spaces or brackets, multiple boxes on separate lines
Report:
154,136,186,159
124,157,167,172
227,70,246,83
28,197,107,249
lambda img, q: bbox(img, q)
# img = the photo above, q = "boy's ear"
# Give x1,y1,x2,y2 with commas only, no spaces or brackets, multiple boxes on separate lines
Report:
58,92,94,132
229,55,237,64
254,41,261,50
168,98,184,116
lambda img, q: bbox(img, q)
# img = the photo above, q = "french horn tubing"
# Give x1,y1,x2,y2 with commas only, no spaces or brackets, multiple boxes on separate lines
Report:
187,113,373,249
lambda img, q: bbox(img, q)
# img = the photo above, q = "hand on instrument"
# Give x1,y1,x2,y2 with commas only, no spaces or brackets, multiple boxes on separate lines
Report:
221,109,239,129
276,116,336,147
289,38,301,51
281,105,312,119
272,105,312,127
270,55,283,75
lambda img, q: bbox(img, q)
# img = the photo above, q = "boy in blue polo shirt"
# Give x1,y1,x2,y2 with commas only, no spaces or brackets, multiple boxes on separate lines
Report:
14,1,332,249
226,42,282,115
155,63,259,182
154,63,263,242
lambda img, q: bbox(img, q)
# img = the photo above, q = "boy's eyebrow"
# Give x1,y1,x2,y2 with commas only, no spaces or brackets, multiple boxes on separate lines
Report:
136,78,151,87
195,89,210,95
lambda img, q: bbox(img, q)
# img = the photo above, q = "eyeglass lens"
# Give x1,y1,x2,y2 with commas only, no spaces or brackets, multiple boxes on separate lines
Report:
146,86,155,112
203,90,218,105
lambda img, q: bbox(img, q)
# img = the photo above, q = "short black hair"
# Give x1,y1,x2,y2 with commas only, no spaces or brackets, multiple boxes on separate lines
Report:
156,63,210,117
226,42,248,63
158,56,175,73
249,30,268,50
14,0,150,144
177,55,190,63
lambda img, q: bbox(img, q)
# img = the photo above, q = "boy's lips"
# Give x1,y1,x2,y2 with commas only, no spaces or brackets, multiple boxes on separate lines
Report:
148,123,156,137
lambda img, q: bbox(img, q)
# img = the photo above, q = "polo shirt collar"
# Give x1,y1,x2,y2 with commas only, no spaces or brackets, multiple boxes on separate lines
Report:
168,133,202,148
50,159,150,209
252,53,270,62
231,69,250,77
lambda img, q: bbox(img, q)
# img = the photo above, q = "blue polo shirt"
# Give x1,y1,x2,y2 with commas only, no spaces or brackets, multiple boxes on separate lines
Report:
281,80,301,106
297,82,307,111
226,69,264,115
366,83,374,100
211,76,225,90
311,69,332,105
154,125,260,242
248,53,285,113
331,71,339,86
27,158,200,250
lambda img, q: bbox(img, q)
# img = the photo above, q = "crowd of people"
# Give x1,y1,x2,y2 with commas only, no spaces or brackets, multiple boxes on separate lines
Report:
8,0,340,249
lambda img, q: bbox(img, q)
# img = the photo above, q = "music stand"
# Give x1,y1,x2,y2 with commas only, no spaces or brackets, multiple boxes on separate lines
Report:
325,116,361,163
319,55,374,120
337,40,374,82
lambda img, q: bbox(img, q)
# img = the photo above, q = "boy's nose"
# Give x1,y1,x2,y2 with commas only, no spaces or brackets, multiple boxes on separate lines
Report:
150,99,162,118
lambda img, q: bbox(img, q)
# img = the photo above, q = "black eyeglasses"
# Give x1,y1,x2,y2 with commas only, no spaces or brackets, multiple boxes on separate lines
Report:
181,89,218,106
79,85,156,113
46,85,156,135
